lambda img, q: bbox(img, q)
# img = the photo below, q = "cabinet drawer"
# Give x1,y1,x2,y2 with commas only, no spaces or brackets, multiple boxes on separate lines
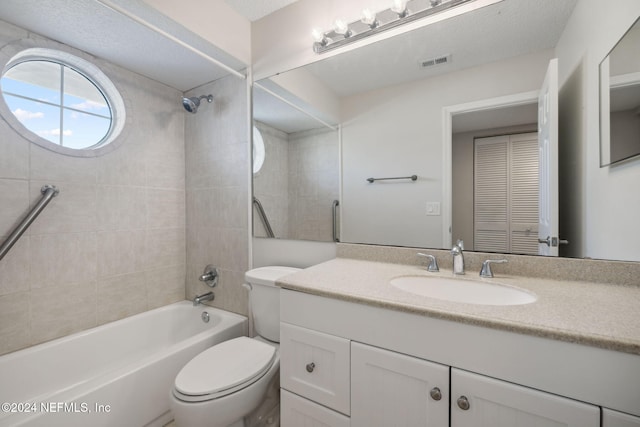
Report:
281,389,350,427
280,322,350,415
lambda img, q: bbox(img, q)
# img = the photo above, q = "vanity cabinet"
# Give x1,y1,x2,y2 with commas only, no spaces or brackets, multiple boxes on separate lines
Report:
280,323,600,427
280,289,640,427
351,342,448,426
452,369,599,427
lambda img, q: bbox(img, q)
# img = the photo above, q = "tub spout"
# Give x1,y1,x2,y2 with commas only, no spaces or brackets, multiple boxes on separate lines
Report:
193,291,214,306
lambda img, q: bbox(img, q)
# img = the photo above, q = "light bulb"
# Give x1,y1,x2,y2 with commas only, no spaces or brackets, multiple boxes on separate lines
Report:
390,0,409,17
361,8,379,28
333,19,352,37
312,28,326,43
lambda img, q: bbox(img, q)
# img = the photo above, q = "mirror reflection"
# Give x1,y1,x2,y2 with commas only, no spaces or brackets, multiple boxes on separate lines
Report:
253,0,640,262
252,85,339,242
600,17,640,166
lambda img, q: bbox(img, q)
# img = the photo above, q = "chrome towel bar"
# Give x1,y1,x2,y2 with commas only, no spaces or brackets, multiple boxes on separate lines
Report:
0,185,59,262
366,175,417,183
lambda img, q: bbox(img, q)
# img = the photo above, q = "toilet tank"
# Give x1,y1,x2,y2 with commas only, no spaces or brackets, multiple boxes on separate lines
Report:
245,266,301,343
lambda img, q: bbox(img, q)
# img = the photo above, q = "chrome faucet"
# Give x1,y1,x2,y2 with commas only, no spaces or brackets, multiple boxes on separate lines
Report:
193,291,214,306
451,239,465,275
480,259,508,278
417,253,439,272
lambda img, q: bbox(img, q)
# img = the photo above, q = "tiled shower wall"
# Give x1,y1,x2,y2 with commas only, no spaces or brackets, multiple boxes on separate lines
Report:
252,122,339,242
185,75,250,316
253,121,289,238
0,21,186,356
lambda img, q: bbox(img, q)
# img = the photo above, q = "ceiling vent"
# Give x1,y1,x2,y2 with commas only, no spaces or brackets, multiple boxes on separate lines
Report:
419,54,451,69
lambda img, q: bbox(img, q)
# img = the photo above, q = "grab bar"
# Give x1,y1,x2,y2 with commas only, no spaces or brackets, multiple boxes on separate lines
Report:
332,200,340,242
366,175,418,183
0,185,59,262
252,196,275,238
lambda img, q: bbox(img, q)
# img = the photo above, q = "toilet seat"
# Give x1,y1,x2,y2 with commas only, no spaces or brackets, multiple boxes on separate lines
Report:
173,337,277,403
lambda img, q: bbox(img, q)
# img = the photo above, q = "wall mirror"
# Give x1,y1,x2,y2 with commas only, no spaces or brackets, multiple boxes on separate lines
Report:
600,17,640,167
252,0,640,262
252,83,340,242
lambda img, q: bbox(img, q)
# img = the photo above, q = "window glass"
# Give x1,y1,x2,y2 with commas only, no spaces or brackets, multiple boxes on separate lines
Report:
253,125,265,174
1,56,115,150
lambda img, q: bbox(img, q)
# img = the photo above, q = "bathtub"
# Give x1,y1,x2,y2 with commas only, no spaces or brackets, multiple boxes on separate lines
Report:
0,301,247,427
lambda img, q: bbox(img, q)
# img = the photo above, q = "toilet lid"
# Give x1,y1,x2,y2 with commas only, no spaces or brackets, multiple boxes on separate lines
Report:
174,337,276,399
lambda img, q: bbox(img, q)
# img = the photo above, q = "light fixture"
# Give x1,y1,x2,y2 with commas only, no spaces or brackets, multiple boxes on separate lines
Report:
361,9,379,29
333,18,353,37
391,0,409,18
312,0,492,54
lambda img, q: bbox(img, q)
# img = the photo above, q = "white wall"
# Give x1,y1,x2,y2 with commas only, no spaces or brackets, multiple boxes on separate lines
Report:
143,0,251,65
340,50,554,248
555,0,640,261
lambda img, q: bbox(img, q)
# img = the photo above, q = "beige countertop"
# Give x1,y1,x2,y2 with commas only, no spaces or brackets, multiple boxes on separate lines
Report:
277,258,640,355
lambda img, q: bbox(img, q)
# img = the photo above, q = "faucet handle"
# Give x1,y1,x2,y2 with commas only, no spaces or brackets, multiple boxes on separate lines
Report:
417,253,439,272
456,239,464,250
480,259,508,278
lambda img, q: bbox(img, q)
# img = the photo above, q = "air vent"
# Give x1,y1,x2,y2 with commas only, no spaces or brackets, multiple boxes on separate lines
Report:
419,54,451,69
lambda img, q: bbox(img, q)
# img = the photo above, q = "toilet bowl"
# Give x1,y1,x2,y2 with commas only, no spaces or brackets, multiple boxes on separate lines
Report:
170,266,300,427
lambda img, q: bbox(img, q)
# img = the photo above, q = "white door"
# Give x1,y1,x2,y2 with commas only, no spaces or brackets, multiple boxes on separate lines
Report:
351,342,449,427
603,409,640,427
538,58,560,256
451,369,600,427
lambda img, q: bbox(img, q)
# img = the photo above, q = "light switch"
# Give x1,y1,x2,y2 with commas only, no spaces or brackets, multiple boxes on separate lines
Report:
426,202,440,216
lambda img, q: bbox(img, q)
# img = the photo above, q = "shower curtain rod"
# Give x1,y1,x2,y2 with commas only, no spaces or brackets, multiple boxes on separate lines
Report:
94,0,247,80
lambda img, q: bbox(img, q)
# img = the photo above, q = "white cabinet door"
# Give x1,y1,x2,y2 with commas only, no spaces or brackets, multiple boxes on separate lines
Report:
451,369,599,427
351,342,449,427
280,322,351,415
603,409,640,427
281,389,350,427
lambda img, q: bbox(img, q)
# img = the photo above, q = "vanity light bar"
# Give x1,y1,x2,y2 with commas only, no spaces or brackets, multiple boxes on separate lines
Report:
313,0,478,54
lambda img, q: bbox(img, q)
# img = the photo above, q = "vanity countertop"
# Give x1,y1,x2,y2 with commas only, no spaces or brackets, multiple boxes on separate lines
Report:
276,257,640,355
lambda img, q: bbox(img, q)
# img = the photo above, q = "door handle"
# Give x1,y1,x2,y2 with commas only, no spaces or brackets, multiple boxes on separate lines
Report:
538,236,569,247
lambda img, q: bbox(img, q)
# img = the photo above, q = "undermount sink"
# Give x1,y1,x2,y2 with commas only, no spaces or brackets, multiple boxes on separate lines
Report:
389,275,537,306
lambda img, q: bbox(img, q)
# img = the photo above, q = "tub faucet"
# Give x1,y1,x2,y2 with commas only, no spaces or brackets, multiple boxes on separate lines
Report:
451,239,465,275
193,291,214,306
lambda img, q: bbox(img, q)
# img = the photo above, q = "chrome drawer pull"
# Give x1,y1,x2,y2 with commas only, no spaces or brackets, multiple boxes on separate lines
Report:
306,362,315,373
457,396,470,410
430,387,442,401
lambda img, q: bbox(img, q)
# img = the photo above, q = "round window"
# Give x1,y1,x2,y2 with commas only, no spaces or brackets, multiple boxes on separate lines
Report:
0,48,125,155
253,125,265,174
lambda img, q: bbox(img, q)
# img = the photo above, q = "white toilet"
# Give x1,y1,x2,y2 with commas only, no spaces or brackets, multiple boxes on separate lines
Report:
170,266,300,427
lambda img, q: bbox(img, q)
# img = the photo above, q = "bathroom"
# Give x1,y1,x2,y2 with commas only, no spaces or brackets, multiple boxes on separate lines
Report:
0,0,639,426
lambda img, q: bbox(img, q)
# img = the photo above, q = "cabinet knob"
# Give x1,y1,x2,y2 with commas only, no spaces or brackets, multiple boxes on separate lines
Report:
306,362,315,373
457,396,470,410
429,387,442,401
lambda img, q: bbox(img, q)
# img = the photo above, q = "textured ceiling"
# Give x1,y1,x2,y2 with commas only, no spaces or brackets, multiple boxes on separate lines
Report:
305,0,577,97
254,0,577,133
0,0,246,92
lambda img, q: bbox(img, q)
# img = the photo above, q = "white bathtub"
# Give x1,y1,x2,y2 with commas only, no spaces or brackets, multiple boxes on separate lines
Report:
0,301,247,427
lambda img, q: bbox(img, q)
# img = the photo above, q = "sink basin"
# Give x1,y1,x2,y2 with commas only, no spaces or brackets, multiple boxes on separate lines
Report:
389,275,536,306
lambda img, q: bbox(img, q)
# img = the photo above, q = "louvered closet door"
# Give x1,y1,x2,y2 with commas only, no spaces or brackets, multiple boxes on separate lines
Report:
509,133,539,254
474,133,539,255
474,136,509,253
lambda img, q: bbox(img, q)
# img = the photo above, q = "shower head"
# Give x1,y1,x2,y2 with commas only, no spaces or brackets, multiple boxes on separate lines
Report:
182,94,213,113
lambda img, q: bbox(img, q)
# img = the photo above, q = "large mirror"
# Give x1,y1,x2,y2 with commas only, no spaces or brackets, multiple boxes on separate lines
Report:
252,0,640,262
252,83,340,242
600,17,640,166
